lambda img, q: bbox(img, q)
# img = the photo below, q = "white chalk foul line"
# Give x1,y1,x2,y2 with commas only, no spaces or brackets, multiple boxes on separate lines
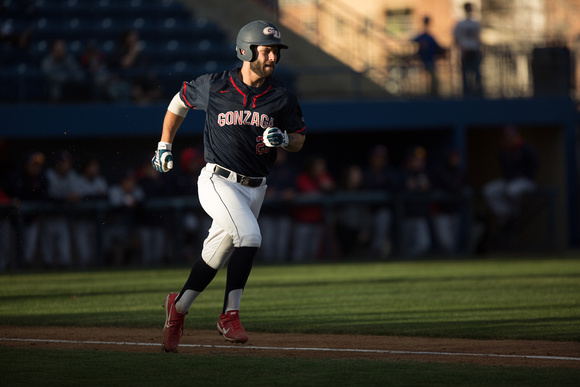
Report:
2,337,579,362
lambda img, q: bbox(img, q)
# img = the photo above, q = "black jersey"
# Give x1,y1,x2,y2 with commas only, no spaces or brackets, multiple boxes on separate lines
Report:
179,68,306,177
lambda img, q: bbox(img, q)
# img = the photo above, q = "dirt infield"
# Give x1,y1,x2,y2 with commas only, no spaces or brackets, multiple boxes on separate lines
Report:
1,326,579,368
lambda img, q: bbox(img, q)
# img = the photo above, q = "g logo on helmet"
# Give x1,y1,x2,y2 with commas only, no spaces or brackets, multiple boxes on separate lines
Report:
263,27,281,39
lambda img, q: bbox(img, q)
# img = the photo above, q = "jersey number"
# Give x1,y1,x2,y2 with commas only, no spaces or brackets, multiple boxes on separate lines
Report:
256,136,271,155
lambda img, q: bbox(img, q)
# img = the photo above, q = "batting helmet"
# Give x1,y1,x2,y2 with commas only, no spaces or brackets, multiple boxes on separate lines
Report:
236,20,288,63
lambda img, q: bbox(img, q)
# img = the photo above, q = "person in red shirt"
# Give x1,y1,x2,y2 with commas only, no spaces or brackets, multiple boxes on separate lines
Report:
291,154,335,261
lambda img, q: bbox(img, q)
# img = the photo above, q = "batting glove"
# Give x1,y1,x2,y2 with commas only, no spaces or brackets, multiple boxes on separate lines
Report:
263,127,289,148
151,141,174,172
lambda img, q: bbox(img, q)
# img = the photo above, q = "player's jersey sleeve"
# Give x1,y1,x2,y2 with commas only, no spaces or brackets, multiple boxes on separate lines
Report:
179,73,214,111
280,91,306,135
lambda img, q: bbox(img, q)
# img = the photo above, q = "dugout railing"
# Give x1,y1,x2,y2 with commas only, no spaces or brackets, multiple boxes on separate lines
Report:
1,187,558,269
1,189,482,269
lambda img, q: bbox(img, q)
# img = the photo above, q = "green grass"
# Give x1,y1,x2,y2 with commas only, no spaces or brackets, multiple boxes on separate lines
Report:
1,347,579,387
1,257,580,386
1,258,579,341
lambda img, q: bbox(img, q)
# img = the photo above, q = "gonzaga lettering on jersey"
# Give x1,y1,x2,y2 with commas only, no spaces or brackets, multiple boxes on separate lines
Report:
217,111,275,129
179,68,305,177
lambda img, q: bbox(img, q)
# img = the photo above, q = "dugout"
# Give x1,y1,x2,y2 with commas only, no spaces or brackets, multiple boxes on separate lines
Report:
0,96,578,255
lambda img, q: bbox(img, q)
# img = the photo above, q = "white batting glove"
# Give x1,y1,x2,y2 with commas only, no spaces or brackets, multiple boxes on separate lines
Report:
151,141,174,172
263,127,289,148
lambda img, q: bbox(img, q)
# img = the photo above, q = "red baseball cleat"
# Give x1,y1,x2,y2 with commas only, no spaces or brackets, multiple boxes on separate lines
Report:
162,293,187,352
217,310,249,343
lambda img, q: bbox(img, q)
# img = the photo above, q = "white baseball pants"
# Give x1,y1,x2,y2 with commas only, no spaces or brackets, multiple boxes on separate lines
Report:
197,163,267,270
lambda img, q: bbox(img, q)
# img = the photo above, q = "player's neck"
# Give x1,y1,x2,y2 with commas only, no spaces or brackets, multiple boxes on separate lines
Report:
238,67,266,88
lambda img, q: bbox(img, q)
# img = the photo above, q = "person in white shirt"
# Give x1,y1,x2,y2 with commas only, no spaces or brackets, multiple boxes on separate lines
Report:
453,2,483,96
72,157,108,267
43,151,80,267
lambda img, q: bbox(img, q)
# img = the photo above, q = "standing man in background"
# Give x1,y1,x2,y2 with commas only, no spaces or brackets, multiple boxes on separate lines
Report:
453,2,483,96
413,16,444,96
151,20,306,352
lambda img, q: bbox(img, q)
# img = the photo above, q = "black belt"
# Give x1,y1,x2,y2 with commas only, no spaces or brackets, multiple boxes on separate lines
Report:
213,166,264,187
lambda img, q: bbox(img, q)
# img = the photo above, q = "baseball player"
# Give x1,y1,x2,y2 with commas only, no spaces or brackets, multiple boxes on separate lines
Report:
152,20,306,352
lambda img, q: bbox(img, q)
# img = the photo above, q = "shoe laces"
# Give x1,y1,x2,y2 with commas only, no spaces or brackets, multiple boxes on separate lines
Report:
224,311,244,331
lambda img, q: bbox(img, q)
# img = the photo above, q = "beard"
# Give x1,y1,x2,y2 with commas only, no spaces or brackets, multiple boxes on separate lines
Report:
250,59,275,79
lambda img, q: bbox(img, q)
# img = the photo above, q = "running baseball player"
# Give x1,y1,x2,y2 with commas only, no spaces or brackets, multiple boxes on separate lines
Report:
152,20,306,352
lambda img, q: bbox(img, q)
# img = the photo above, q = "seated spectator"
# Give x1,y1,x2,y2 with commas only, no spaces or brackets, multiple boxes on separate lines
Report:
41,39,87,102
361,145,402,258
43,150,80,267
168,147,208,263
291,154,335,262
71,157,108,267
259,149,297,263
80,41,131,102
483,125,539,223
170,147,205,196
9,151,48,267
0,185,14,271
106,169,145,265
0,19,33,51
109,29,163,104
431,149,467,254
401,146,432,256
335,164,373,258
0,140,17,270
136,155,169,266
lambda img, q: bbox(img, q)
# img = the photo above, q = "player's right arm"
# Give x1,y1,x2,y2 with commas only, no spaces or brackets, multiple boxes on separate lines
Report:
152,93,189,172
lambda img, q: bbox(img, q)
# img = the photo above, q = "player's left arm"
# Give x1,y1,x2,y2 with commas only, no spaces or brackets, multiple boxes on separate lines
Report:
283,132,305,152
274,92,306,152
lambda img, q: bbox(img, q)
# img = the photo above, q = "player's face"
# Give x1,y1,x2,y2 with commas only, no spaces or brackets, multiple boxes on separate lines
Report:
250,45,279,79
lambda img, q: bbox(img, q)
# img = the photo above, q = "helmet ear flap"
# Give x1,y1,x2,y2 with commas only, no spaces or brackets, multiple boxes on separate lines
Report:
236,44,254,62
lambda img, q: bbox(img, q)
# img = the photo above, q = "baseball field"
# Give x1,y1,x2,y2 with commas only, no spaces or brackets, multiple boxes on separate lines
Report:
1,256,579,386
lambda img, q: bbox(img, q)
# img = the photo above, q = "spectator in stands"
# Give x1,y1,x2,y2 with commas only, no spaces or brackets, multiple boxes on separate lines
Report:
0,23,33,51
483,125,539,223
9,151,48,267
107,169,145,266
400,146,432,256
335,164,372,258
43,150,80,267
170,147,205,197
109,29,163,104
0,1,34,52
453,2,483,96
80,41,131,102
361,145,402,258
0,139,16,270
291,154,335,261
72,157,108,268
0,184,13,271
41,39,87,102
431,148,467,254
169,147,207,263
412,16,445,96
136,155,169,266
259,149,297,263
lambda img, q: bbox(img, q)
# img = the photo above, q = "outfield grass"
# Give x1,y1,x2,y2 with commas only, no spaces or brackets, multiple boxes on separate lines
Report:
1,258,579,341
1,257,579,386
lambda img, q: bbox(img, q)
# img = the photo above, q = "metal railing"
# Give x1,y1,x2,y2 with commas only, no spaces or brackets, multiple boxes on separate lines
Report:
253,0,575,99
1,190,478,270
